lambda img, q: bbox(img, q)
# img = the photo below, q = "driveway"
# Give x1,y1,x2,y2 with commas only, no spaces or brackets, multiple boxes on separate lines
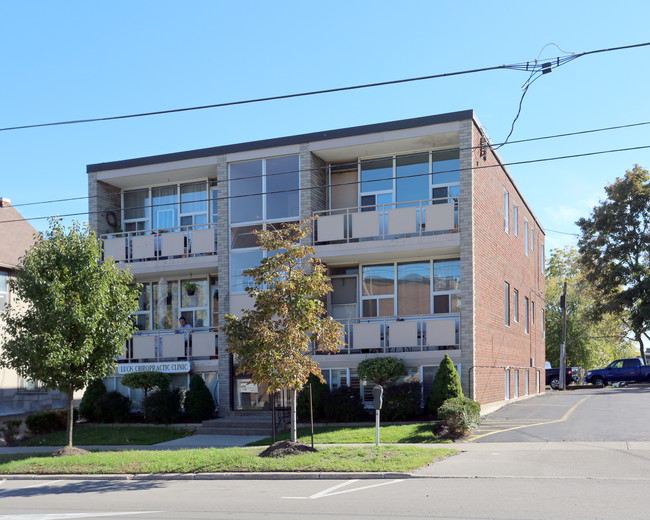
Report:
467,384,650,442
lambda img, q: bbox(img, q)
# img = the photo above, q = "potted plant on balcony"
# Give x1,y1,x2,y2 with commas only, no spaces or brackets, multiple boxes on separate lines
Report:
183,281,198,296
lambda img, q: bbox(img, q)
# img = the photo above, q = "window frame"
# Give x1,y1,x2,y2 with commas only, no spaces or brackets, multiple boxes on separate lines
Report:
513,204,518,237
504,188,510,233
505,282,510,326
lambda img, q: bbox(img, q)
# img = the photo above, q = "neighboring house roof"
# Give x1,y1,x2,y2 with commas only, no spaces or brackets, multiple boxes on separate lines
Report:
0,198,37,270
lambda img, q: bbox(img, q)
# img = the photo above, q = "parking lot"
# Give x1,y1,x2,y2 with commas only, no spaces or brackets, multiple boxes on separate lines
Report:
468,384,650,442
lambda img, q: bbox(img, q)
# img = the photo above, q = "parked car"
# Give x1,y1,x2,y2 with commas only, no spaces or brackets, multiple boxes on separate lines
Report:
545,362,580,390
585,358,650,386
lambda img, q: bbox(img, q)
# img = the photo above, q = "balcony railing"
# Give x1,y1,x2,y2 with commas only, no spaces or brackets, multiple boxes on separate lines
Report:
119,328,218,362
313,198,458,244
101,223,217,263
315,314,460,355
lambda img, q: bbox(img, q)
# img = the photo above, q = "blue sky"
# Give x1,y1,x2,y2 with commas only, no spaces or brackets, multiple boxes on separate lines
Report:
2,1,649,253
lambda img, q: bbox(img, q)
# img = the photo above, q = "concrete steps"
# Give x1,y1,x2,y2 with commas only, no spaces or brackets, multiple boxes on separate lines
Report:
198,414,276,436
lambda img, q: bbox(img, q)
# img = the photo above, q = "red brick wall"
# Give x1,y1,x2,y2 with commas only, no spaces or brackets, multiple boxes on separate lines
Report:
471,123,546,405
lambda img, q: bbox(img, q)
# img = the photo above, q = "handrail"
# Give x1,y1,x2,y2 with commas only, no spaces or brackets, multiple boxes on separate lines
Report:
312,197,458,244
315,314,460,355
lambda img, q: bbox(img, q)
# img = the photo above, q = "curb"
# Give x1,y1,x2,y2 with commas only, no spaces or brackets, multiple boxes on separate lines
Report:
0,472,414,481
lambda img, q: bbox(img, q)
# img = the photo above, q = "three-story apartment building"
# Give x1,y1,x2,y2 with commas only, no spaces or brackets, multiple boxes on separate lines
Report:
87,110,546,413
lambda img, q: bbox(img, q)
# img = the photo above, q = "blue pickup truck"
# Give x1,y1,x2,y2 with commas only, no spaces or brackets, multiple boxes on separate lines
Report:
585,358,650,386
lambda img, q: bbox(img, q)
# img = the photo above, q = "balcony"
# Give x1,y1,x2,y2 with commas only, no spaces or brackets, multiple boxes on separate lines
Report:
318,314,459,356
119,328,218,363
313,198,457,245
102,223,217,271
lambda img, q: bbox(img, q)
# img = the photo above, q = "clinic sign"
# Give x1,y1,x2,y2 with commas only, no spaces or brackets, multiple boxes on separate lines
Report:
116,362,190,375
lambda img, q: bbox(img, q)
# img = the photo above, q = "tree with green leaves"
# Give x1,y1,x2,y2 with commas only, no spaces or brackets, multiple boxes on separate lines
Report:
576,165,650,361
426,354,463,415
357,357,406,386
546,247,636,369
222,219,344,442
121,371,171,400
0,219,139,449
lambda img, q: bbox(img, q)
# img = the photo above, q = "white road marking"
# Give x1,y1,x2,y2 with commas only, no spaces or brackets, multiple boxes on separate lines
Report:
283,479,404,499
0,513,161,520
0,481,63,495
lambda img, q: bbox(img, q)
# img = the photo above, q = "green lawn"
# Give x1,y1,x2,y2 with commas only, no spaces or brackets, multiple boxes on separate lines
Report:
0,445,454,474
247,422,449,446
19,425,194,447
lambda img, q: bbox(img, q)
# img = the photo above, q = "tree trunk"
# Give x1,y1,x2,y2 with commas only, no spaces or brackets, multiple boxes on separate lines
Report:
66,383,74,448
290,389,297,442
638,335,646,364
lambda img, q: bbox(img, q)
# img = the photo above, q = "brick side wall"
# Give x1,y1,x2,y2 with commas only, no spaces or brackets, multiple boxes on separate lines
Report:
471,122,546,405
216,155,231,412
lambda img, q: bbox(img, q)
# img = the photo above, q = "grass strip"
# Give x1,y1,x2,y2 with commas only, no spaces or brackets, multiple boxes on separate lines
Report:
0,446,454,474
19,425,194,447
247,423,449,446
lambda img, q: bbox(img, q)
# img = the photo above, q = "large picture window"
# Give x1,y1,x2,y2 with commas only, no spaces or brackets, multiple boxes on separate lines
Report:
122,181,209,233
360,149,459,210
360,259,460,317
229,155,300,225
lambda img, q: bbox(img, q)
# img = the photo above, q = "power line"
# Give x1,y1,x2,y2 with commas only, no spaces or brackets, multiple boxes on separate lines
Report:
2,42,648,133
2,143,649,226
8,118,650,210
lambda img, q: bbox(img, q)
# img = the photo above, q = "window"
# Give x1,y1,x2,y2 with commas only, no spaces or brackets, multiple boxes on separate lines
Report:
360,149,460,211
0,271,8,310
229,155,300,224
362,264,394,317
230,250,264,293
541,244,545,274
532,300,535,325
358,259,460,317
525,371,529,396
19,378,47,393
530,226,535,252
524,218,529,256
123,181,209,233
513,289,519,323
524,296,530,334
505,369,510,400
505,282,510,326
513,204,518,236
503,189,509,233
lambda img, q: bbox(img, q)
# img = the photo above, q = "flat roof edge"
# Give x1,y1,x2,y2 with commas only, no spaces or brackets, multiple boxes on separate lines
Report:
87,110,474,173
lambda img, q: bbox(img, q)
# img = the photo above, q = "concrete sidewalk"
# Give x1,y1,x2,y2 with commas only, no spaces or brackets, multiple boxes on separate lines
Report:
0,432,266,455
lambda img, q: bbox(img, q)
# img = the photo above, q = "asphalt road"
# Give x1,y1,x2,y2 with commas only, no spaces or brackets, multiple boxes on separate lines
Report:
1,471,649,520
468,384,650,442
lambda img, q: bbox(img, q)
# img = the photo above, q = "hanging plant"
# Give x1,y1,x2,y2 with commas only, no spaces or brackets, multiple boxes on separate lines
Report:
183,281,198,296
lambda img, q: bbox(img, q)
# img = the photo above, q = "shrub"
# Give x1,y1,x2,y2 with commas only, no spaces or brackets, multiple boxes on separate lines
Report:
25,408,77,435
79,379,107,422
297,373,330,421
184,375,216,422
95,391,132,423
426,354,463,415
1,419,22,446
121,371,171,399
357,357,406,387
144,387,183,424
323,386,365,422
382,382,423,421
438,396,481,437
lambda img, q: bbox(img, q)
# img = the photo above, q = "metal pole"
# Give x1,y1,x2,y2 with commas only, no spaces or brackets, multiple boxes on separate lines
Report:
309,383,314,449
559,281,567,391
375,410,380,447
271,391,276,444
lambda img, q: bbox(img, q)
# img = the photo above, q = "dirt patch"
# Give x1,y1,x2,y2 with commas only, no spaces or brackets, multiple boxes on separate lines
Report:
52,446,91,457
259,440,318,458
